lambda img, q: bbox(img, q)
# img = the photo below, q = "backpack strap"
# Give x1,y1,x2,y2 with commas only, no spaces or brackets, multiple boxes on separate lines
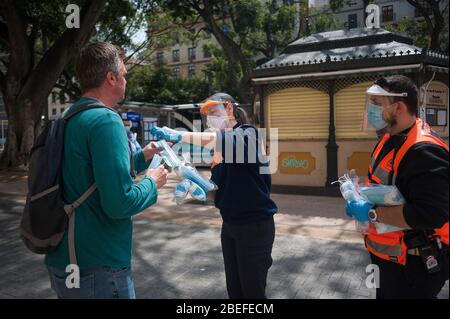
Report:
63,101,109,121
61,100,106,265
64,183,97,265
61,100,118,265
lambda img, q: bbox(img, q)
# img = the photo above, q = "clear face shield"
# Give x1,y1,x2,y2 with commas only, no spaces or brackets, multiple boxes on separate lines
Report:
362,84,408,133
200,97,235,131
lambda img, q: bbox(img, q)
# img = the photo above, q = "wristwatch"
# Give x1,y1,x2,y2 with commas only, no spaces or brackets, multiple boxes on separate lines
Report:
368,208,378,223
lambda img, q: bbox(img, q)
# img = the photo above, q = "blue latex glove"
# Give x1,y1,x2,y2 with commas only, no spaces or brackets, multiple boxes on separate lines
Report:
151,126,181,143
345,200,373,222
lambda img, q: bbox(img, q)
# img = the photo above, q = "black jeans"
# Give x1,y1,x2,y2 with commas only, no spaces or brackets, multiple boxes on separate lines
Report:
370,246,449,299
220,215,275,299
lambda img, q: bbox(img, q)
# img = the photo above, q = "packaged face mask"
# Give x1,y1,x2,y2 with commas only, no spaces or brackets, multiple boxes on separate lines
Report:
334,172,362,202
174,179,207,204
176,165,216,193
359,184,405,206
373,222,404,234
333,173,369,234
149,140,217,205
334,173,407,234
359,184,406,234
339,180,361,202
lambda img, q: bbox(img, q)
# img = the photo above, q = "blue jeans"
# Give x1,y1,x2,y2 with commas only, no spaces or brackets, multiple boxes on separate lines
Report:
47,265,136,299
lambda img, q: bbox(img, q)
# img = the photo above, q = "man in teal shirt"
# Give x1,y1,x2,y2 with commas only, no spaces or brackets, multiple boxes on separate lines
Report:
45,43,168,299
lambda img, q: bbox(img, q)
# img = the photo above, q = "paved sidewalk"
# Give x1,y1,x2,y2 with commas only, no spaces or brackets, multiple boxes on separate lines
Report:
0,171,448,299
0,195,376,299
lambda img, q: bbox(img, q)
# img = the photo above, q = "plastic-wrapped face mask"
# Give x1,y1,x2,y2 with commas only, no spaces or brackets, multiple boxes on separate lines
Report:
176,165,217,193
359,184,405,206
339,180,360,202
174,179,207,204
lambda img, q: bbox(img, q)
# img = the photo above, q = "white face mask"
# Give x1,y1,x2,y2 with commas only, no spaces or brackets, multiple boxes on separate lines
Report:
206,116,228,130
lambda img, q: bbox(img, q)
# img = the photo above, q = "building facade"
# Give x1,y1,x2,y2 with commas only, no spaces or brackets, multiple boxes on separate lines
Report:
47,88,73,120
151,21,220,79
312,0,442,29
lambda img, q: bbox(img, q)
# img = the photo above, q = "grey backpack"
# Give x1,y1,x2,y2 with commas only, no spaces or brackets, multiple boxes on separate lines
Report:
20,101,105,265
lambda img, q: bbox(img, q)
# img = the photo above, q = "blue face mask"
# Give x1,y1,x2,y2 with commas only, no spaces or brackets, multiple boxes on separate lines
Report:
367,103,387,131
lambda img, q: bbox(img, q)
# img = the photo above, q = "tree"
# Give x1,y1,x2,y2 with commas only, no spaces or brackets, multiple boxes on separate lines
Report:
0,0,161,168
0,0,107,168
405,0,448,51
202,44,240,98
385,18,430,49
308,6,344,33
158,0,298,104
45,1,159,112
126,63,211,104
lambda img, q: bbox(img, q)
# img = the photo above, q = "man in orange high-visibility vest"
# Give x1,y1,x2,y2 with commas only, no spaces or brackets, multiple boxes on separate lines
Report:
346,75,449,299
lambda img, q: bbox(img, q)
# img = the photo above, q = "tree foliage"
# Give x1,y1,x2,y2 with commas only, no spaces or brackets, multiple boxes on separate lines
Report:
0,0,159,167
156,0,298,103
126,63,211,105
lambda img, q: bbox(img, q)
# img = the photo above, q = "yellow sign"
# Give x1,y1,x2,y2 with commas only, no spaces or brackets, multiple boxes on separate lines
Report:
347,152,371,177
279,152,316,174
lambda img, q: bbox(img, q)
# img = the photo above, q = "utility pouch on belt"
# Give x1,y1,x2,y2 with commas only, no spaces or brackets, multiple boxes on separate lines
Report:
418,245,440,273
405,231,441,274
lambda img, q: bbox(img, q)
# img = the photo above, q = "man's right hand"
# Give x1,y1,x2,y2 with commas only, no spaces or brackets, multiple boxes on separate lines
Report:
146,165,168,189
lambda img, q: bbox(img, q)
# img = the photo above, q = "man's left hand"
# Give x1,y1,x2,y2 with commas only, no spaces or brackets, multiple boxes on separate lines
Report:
142,142,164,162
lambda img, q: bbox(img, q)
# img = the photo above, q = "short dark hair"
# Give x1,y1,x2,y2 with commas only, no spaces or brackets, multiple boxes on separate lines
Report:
234,106,249,125
374,75,418,115
76,42,125,92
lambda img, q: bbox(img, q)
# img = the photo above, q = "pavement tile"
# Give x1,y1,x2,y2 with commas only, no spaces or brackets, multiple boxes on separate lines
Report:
0,181,448,299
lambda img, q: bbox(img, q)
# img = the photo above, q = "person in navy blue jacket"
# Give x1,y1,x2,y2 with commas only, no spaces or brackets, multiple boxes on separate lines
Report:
153,93,278,299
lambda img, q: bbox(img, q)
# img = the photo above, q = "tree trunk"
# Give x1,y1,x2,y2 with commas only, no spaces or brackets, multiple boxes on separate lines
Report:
0,98,41,168
429,1,445,51
198,1,253,104
0,0,107,169
430,23,443,51
406,0,445,51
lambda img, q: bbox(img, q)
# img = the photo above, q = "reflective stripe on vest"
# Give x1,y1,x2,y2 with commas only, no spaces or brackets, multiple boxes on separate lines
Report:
370,134,390,169
366,118,449,265
366,236,403,256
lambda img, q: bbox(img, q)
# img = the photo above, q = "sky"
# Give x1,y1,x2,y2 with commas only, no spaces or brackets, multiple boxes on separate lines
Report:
131,26,147,46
